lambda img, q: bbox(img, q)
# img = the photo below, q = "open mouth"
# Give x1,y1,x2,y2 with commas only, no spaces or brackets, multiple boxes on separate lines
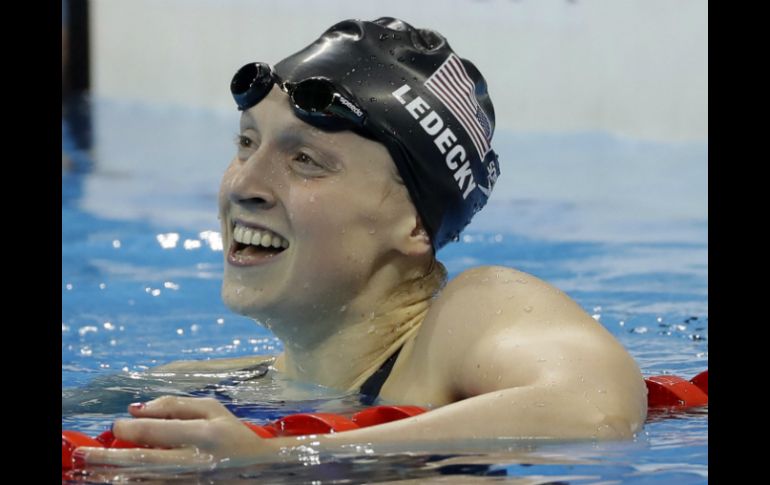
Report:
228,222,289,266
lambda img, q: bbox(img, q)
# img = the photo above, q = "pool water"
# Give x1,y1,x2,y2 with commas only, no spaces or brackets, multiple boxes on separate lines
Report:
62,97,707,483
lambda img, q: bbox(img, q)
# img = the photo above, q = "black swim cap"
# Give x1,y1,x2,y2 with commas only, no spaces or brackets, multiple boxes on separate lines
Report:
274,17,501,250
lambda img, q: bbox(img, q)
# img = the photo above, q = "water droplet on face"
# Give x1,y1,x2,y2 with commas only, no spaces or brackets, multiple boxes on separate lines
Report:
368,228,376,234
495,309,502,315
339,305,347,313
523,306,533,313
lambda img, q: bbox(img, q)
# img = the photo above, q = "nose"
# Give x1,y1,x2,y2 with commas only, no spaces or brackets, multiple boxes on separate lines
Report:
226,156,278,211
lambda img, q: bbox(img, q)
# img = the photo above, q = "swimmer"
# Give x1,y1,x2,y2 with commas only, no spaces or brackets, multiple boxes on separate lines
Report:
77,17,647,468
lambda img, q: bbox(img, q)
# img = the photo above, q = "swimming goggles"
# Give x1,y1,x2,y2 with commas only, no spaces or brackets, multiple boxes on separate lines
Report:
231,62,367,128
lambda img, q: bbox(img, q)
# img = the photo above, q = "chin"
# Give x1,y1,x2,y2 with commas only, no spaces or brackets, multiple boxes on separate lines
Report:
220,281,270,318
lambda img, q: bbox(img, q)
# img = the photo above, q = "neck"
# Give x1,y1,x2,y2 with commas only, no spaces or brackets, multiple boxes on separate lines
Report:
272,259,447,390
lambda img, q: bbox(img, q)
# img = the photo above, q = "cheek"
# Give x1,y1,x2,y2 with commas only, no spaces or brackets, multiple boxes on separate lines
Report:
290,179,383,235
288,186,384,267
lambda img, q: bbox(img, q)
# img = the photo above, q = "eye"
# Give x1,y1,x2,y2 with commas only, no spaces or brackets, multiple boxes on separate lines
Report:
234,134,259,161
290,151,332,177
295,153,318,166
235,135,254,149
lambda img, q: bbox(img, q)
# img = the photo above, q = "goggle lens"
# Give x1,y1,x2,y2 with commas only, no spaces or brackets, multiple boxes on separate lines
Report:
286,79,335,113
231,63,274,111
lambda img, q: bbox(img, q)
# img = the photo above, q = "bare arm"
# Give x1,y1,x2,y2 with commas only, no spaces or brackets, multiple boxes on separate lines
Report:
76,376,637,469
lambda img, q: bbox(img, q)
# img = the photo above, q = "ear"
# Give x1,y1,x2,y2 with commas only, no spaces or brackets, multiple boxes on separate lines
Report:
394,215,432,257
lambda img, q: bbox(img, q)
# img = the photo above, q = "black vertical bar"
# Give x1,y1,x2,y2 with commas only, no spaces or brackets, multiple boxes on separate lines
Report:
62,0,93,167
65,0,90,95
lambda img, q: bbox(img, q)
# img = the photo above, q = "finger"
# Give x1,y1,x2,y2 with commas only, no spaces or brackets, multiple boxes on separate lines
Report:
114,417,215,448
75,445,214,468
128,396,230,420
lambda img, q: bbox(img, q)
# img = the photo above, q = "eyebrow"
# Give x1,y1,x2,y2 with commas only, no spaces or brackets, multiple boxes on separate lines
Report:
276,124,325,147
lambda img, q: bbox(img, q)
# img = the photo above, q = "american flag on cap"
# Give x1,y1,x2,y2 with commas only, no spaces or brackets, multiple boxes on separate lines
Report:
424,54,492,160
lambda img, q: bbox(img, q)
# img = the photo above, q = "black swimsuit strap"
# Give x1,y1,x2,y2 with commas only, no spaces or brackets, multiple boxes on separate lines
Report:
359,346,403,405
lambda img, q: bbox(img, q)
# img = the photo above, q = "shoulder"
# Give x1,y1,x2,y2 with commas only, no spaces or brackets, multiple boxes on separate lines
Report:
401,265,645,409
424,265,633,365
443,265,551,296
428,265,580,326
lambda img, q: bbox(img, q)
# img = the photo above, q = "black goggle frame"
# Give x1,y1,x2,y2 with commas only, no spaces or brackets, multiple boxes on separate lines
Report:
231,62,367,128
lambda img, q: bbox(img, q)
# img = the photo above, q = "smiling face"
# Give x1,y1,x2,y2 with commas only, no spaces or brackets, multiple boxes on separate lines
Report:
219,85,430,329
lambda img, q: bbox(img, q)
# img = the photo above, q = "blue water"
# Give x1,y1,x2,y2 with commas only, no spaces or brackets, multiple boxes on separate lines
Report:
62,97,707,483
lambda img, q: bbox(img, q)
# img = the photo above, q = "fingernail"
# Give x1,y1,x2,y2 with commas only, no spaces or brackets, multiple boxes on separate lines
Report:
72,449,87,469
129,402,146,410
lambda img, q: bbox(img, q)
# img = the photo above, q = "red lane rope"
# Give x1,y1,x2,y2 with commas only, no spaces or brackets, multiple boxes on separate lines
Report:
645,369,708,408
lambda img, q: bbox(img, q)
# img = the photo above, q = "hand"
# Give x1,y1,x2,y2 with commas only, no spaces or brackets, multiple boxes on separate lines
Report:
73,396,275,469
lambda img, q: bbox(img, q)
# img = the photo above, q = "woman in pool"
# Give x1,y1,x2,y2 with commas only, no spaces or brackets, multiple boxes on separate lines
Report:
79,17,647,467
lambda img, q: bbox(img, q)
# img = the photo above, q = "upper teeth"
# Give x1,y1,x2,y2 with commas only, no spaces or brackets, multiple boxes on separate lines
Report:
233,224,289,249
